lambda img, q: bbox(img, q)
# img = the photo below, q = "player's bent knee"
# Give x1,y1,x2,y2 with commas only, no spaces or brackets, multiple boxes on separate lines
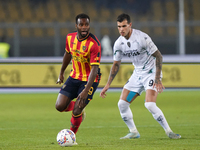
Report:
55,103,64,112
118,99,124,110
118,99,133,121
55,100,67,112
144,102,156,112
118,99,129,112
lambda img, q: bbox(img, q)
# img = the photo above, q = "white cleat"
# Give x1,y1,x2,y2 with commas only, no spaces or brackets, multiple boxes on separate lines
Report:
168,132,181,139
82,108,86,122
120,132,140,139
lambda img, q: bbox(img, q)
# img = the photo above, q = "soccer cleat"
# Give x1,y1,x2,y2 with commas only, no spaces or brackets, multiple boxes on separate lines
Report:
120,132,140,139
82,108,86,122
168,132,181,139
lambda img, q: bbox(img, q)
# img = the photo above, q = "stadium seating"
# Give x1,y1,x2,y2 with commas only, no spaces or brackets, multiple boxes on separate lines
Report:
0,0,199,38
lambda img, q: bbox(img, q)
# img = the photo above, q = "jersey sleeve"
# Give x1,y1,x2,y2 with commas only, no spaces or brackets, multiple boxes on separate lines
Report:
90,43,101,65
143,33,158,55
65,35,70,53
113,39,123,61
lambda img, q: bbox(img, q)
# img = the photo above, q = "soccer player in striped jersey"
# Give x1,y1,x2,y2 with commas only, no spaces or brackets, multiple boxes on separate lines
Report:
100,13,181,139
55,14,101,142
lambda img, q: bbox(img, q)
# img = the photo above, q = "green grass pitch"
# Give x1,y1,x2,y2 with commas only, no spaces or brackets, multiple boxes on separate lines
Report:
0,90,200,150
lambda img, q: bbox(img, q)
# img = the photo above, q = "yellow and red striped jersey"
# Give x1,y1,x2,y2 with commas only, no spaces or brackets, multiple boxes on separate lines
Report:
65,31,101,82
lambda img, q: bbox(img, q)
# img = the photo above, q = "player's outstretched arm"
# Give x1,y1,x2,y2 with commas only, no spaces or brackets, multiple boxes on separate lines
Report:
56,52,71,84
152,50,165,93
100,61,121,98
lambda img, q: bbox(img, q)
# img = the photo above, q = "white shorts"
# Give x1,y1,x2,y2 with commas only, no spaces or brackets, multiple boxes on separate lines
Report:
123,71,162,95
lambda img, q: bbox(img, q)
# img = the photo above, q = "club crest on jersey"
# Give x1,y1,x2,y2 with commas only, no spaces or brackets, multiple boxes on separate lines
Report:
82,46,87,51
127,42,131,47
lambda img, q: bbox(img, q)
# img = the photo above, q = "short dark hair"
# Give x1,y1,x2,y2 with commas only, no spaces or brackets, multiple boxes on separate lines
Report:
117,13,131,23
75,13,90,24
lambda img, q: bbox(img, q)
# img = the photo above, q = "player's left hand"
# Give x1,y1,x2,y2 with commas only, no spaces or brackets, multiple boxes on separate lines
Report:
153,79,165,93
77,90,88,108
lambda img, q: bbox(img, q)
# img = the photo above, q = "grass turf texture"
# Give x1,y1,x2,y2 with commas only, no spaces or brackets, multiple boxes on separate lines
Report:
0,91,200,150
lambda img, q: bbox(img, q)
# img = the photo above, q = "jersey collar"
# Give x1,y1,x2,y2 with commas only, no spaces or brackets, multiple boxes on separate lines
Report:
76,32,90,42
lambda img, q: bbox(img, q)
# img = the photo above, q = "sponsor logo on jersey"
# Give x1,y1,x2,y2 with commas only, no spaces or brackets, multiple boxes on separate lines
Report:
72,55,89,63
123,50,140,57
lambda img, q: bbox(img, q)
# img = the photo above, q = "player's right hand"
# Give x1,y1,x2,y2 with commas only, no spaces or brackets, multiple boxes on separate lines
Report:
56,75,64,84
56,78,62,84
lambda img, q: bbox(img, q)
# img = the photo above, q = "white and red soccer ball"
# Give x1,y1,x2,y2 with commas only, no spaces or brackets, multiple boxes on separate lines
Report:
56,129,76,147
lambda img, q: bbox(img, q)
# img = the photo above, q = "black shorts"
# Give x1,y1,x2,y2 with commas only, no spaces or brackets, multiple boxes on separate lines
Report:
59,76,99,104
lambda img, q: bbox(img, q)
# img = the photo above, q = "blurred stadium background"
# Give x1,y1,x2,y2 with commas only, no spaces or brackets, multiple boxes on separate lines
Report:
0,0,200,57
0,0,200,90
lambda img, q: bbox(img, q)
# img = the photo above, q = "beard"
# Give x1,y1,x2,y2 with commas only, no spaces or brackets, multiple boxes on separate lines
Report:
80,31,89,38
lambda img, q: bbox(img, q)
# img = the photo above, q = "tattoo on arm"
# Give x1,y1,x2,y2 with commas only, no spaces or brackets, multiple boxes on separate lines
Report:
152,50,163,83
107,62,120,85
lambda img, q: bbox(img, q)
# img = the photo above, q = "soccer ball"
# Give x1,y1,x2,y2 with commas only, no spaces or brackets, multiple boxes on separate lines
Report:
56,129,76,147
